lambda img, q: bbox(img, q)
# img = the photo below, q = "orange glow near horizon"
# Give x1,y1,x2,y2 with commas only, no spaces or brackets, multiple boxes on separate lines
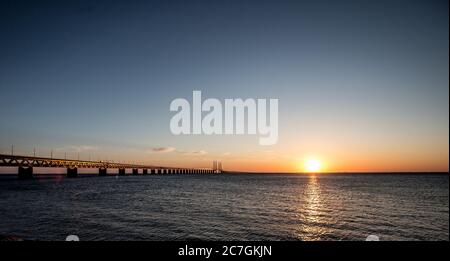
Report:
203,149,449,173
4,142,446,173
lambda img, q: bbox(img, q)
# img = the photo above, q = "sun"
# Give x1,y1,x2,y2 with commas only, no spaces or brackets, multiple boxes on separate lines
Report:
304,158,322,173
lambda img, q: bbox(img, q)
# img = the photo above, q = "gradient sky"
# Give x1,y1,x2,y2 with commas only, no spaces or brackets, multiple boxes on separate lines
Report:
0,0,448,172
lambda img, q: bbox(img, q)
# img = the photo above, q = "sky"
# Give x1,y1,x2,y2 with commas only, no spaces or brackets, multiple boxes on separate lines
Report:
0,0,448,172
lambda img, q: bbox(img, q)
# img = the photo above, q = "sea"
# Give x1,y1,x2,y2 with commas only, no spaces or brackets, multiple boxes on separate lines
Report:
0,173,448,241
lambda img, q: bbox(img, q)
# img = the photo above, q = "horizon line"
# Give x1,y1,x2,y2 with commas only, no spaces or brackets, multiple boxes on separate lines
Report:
223,171,450,175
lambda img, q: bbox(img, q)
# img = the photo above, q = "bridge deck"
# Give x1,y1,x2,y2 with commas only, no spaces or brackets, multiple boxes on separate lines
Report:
0,154,187,170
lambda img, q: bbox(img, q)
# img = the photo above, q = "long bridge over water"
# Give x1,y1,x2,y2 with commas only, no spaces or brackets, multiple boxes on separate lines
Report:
0,153,221,179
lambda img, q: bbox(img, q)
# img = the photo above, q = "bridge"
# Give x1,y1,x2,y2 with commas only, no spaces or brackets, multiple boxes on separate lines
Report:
0,153,221,179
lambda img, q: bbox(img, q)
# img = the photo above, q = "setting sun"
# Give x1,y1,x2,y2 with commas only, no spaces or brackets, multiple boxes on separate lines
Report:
304,158,322,173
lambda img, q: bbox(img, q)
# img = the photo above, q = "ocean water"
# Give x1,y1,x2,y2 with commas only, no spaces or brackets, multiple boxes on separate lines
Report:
0,173,448,241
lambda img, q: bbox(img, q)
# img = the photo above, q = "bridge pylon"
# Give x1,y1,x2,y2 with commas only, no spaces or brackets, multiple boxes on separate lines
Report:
18,166,33,180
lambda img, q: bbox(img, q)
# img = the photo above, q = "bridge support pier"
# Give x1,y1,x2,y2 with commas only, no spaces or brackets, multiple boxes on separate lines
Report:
143,169,148,175
132,169,138,175
99,168,107,176
118,168,126,176
18,166,33,180
67,167,78,178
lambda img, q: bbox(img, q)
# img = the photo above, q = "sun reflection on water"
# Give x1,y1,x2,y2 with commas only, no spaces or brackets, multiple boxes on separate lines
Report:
296,174,335,240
